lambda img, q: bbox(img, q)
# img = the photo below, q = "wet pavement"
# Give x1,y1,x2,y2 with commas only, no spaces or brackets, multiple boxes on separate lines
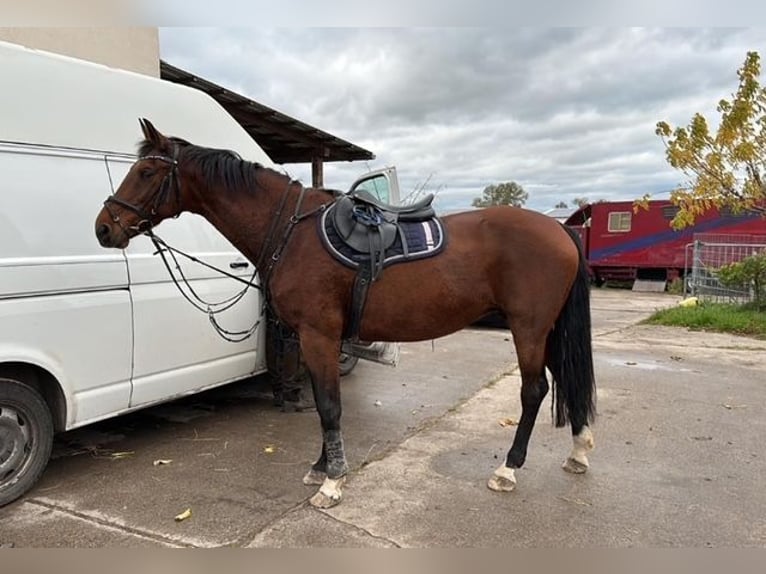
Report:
1,289,765,547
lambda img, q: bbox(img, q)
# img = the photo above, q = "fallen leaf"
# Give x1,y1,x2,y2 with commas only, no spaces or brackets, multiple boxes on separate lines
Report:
498,418,518,427
263,445,276,454
670,356,683,361
374,400,383,407
174,508,192,522
625,361,637,366
153,459,173,466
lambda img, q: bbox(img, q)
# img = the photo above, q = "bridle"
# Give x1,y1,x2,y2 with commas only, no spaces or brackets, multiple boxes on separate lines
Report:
103,146,181,235
102,145,264,342
101,144,333,342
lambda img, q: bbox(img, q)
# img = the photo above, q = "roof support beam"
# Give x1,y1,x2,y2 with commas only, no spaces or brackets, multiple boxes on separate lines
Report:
311,155,324,188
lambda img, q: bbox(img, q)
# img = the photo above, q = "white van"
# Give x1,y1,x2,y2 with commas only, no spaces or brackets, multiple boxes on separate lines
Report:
0,41,400,507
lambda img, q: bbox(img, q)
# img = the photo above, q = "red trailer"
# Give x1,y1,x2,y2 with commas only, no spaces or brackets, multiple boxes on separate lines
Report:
564,200,766,285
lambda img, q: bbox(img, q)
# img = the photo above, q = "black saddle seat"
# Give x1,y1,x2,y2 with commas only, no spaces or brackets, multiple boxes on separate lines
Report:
349,190,436,221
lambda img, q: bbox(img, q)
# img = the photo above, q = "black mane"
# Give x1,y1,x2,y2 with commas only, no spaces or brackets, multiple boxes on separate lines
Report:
138,137,268,193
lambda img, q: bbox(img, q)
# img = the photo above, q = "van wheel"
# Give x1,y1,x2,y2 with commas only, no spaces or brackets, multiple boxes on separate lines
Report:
338,353,359,377
0,379,54,507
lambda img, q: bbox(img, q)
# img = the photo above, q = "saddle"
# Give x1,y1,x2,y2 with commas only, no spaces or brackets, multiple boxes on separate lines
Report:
321,190,443,341
332,191,436,261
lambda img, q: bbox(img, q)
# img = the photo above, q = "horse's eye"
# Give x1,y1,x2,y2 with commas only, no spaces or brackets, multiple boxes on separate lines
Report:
140,168,155,180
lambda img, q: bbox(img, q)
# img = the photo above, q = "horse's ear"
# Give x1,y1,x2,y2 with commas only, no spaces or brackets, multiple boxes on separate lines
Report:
138,118,159,143
139,118,172,152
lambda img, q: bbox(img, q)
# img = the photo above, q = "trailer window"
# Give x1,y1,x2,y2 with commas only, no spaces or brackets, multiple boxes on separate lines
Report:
607,211,631,232
662,205,680,219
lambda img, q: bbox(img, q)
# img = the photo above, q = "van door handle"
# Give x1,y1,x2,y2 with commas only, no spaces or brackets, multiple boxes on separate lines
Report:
229,261,250,269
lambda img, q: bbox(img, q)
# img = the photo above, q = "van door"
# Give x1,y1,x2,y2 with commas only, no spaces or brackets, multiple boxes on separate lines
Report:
105,158,265,409
348,167,401,205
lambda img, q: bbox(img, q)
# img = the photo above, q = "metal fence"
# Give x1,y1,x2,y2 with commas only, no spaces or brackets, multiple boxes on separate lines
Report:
685,234,766,303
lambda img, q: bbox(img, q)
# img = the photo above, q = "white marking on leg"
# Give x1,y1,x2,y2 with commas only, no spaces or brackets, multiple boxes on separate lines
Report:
563,426,594,474
487,464,517,492
309,476,346,508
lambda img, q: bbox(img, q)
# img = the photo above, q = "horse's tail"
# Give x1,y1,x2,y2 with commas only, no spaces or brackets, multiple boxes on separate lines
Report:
546,225,596,428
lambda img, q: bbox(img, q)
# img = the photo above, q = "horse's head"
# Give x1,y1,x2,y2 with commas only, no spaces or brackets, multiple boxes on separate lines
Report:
95,118,185,249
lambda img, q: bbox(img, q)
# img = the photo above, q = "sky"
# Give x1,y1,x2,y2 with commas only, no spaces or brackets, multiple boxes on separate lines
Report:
158,27,766,214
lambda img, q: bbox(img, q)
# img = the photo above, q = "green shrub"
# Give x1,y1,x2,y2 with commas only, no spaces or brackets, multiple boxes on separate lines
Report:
716,251,766,310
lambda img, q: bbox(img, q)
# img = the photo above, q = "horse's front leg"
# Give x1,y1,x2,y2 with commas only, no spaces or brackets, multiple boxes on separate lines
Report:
298,328,348,508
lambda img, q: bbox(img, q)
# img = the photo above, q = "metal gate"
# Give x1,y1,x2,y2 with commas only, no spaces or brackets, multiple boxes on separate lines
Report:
685,234,766,303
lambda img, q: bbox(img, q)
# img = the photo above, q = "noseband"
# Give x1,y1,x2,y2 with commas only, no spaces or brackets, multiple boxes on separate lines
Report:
104,146,181,234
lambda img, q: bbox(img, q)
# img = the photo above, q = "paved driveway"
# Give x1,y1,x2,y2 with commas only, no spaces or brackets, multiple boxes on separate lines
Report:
1,289,764,547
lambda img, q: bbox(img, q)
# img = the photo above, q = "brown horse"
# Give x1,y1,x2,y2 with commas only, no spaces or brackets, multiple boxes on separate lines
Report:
95,119,596,508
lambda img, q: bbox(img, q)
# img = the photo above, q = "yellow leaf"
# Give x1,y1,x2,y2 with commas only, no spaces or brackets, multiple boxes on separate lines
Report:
174,508,192,522
264,445,276,454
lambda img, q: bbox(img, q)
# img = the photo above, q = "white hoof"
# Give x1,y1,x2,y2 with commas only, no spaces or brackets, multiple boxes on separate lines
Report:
562,456,589,474
487,464,516,492
309,476,346,508
563,426,594,474
303,468,327,486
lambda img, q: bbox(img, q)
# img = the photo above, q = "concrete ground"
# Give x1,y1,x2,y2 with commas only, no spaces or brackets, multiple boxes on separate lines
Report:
1,289,765,547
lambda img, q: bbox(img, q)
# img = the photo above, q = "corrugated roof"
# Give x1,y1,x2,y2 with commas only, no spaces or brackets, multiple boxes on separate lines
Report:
160,60,374,165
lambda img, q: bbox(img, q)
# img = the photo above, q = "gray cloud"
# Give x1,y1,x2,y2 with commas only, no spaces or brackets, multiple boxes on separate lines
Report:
159,27,766,212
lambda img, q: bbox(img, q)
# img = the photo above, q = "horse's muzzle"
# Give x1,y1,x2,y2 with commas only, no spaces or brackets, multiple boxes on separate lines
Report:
95,223,129,249
96,223,112,247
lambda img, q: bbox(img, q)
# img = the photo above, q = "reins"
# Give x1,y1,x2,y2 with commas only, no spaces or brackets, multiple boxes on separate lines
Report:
145,229,263,342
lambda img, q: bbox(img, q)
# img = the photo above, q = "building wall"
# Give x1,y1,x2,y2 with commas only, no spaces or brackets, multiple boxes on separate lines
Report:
0,27,159,76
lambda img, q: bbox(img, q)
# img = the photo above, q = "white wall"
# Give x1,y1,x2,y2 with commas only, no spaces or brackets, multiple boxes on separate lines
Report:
0,27,159,76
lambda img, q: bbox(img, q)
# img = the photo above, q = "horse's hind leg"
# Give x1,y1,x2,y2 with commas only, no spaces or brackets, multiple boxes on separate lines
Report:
488,338,548,492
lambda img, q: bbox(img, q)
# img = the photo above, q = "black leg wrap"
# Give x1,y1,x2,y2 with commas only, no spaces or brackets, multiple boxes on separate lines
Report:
312,445,327,473
323,429,349,479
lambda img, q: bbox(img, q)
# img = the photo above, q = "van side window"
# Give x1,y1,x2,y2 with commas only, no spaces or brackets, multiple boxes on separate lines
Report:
351,174,390,204
607,211,631,232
